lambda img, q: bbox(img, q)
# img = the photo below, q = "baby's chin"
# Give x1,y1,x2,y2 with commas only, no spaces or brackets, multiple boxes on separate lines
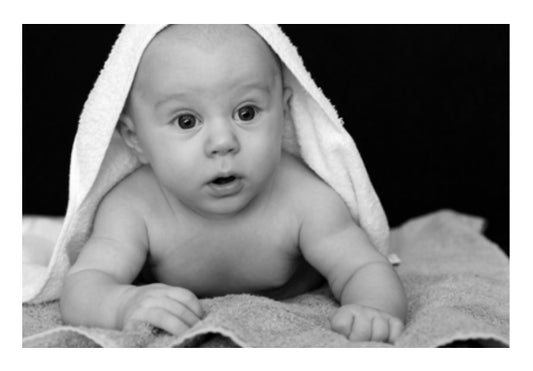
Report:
182,190,261,220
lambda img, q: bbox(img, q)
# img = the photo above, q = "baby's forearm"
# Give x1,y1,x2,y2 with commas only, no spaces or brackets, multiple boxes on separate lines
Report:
339,261,407,322
60,269,132,329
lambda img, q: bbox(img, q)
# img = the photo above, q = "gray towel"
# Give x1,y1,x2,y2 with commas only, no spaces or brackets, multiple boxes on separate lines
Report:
23,210,509,347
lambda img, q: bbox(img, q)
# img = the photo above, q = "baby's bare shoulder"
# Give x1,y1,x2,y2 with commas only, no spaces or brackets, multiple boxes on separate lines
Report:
97,166,158,218
88,166,159,252
280,153,346,210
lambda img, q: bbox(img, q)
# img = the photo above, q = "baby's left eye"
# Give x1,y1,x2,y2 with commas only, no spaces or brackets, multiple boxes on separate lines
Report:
236,106,257,122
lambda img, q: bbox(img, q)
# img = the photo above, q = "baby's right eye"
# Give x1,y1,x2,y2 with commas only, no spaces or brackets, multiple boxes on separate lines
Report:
172,114,198,130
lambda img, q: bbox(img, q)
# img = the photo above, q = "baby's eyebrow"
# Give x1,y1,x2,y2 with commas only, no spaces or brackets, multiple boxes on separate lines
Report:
235,82,272,96
155,93,189,109
155,81,272,109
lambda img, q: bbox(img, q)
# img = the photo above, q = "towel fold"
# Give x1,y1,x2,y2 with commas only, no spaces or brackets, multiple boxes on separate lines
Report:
23,24,390,304
23,210,509,347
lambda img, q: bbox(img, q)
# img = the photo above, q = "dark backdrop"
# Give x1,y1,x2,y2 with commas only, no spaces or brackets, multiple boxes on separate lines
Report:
23,25,509,254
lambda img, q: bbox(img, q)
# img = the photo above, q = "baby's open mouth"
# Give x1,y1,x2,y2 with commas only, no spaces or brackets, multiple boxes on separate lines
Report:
207,174,243,196
211,175,237,186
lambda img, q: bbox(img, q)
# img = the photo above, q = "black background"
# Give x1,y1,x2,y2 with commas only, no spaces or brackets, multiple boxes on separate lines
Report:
23,25,509,255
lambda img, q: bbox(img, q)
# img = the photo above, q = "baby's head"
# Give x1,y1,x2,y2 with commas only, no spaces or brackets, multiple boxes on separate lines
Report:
118,25,292,217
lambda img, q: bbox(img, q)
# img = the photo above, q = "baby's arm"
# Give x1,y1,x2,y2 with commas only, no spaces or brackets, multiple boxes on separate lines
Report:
299,185,407,343
59,189,203,334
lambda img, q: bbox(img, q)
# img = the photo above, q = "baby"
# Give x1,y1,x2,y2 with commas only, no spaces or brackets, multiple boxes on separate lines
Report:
60,24,407,343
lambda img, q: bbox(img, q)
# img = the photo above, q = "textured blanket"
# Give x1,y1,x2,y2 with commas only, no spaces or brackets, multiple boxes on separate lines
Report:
23,210,509,347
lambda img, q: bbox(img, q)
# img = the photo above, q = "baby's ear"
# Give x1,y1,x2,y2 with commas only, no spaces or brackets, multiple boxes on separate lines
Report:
282,87,293,125
117,114,148,164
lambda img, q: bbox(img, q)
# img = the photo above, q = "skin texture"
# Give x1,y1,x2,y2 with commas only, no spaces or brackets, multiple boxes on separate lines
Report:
60,25,407,343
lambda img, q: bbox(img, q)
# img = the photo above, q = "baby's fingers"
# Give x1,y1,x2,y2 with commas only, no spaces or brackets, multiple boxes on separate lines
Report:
330,308,354,338
128,307,190,336
370,317,390,343
348,314,372,342
165,287,204,319
387,317,404,343
159,297,202,327
331,308,373,342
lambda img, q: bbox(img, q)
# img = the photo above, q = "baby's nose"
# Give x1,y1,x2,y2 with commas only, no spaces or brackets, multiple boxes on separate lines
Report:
205,120,240,157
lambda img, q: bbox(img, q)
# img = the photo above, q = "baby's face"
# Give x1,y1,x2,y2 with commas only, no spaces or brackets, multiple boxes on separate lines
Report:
124,25,291,218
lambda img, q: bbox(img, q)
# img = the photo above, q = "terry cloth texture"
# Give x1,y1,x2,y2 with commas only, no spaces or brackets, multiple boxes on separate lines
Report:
23,24,390,304
23,210,509,347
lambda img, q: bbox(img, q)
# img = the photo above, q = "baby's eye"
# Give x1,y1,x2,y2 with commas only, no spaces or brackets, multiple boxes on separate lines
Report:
236,105,257,122
173,114,198,130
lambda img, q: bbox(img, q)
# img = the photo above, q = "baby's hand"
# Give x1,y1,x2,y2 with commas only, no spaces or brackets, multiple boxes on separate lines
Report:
117,283,204,336
330,304,404,343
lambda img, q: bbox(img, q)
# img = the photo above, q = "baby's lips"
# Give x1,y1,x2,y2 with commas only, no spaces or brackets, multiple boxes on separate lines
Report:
211,175,237,185
207,171,241,184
